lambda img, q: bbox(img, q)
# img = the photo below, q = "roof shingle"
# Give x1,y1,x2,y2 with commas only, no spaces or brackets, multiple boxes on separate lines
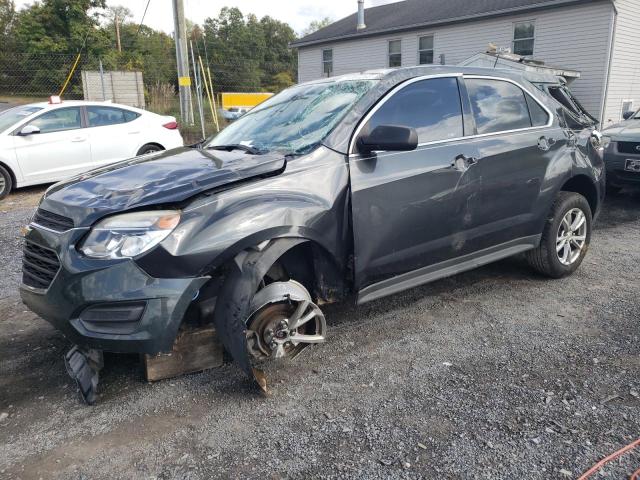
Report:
292,0,603,47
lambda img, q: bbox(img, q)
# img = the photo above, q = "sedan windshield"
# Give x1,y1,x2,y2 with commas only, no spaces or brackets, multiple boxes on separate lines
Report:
206,80,376,155
0,105,43,133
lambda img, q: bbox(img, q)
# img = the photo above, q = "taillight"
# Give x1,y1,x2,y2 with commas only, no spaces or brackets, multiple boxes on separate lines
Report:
163,121,178,130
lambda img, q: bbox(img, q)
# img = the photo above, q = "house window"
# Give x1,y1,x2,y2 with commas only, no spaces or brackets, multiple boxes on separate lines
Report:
513,21,535,56
322,49,333,77
418,35,434,64
388,39,402,67
622,100,634,116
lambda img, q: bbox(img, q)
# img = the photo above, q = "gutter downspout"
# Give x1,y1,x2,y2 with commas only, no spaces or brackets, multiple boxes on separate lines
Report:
600,1,617,129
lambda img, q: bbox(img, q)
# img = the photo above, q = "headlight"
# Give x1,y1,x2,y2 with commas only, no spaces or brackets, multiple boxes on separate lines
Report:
80,210,181,259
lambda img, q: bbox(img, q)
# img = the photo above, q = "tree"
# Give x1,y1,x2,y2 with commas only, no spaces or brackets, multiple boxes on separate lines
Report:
8,0,110,96
13,0,108,54
201,8,297,93
0,1,299,100
0,0,16,54
0,0,14,36
301,17,333,37
106,5,132,52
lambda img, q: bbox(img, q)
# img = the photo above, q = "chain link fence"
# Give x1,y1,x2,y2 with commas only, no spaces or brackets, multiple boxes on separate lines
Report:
0,52,287,144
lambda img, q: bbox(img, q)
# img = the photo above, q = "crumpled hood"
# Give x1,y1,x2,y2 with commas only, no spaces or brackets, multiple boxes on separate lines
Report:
603,120,640,141
40,147,286,227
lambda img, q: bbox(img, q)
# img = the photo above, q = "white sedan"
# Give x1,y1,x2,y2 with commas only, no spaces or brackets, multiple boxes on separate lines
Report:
0,100,184,199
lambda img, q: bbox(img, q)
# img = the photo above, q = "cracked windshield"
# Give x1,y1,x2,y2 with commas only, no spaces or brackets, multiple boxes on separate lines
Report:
206,80,376,155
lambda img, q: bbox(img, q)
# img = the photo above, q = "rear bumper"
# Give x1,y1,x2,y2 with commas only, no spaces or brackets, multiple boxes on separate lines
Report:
19,225,207,354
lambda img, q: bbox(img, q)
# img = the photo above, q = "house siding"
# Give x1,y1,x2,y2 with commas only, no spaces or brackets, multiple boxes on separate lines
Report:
297,1,613,118
602,0,640,125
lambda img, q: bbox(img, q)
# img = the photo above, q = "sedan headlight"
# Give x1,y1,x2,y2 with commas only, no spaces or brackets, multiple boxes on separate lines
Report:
80,210,181,259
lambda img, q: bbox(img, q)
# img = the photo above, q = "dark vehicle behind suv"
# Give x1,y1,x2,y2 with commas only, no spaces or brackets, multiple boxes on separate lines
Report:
20,66,605,402
602,107,640,192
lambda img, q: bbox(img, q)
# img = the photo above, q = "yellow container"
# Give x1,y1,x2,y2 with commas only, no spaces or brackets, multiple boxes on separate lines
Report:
221,92,273,110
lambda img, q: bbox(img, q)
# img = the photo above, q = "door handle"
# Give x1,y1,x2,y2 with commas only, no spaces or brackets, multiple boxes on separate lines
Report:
71,137,86,143
452,154,478,171
128,131,140,135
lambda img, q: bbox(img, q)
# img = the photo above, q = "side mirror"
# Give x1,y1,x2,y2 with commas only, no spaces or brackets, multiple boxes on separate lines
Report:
357,125,418,155
622,111,634,120
19,125,41,136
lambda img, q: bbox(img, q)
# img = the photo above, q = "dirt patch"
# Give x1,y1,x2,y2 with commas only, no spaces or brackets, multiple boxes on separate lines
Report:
0,187,639,479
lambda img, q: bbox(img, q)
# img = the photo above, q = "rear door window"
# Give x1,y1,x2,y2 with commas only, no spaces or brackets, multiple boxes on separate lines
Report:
87,106,139,127
366,77,463,144
466,78,533,134
28,107,82,133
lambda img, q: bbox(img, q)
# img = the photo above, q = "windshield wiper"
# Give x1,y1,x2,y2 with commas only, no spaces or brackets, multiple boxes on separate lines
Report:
205,144,264,155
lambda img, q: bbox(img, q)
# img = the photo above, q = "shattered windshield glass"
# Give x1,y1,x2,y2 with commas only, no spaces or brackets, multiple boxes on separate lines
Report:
205,80,376,155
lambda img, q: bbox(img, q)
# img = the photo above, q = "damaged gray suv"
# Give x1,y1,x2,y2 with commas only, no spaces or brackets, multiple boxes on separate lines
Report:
20,67,605,403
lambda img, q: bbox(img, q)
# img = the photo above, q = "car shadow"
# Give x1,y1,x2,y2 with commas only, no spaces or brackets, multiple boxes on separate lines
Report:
596,189,640,230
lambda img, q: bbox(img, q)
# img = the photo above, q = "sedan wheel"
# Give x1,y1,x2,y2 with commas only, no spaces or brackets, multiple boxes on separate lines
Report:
0,165,12,200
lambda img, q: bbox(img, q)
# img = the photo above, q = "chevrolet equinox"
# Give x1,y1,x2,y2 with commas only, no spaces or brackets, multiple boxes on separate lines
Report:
20,67,606,402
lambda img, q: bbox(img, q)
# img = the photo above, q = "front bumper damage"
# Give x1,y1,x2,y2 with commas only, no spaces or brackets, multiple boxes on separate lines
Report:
20,224,209,403
21,224,323,402
20,225,208,354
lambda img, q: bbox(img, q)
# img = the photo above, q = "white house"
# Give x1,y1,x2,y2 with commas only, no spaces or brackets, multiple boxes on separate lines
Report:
291,0,640,127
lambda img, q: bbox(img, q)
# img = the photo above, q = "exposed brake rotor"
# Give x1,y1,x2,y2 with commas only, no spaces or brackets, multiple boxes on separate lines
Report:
246,280,326,360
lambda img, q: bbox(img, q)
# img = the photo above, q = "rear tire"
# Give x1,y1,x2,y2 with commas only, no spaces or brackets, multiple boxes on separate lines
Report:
526,192,592,278
0,165,13,200
136,144,163,156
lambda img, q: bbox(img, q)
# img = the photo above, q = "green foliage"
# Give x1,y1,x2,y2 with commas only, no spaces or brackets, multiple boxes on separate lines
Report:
301,17,333,37
202,7,297,93
0,1,301,99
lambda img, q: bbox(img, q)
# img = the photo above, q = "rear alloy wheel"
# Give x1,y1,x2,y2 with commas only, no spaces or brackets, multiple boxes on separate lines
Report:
526,192,592,278
0,165,13,200
556,208,587,266
137,144,163,156
247,280,326,361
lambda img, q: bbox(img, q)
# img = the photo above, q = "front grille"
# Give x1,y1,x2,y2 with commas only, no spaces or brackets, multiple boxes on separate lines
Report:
22,241,60,289
32,208,74,232
617,142,640,155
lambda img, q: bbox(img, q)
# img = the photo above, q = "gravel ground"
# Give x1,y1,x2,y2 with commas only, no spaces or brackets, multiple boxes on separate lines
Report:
0,186,639,480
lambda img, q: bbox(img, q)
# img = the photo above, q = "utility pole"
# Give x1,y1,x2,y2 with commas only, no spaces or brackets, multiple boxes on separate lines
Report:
172,0,193,124
113,13,122,52
115,15,122,52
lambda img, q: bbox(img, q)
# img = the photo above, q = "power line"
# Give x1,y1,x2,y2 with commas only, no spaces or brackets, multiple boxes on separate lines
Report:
134,0,152,38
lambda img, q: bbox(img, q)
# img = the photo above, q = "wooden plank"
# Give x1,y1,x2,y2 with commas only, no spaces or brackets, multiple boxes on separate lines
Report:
143,325,224,382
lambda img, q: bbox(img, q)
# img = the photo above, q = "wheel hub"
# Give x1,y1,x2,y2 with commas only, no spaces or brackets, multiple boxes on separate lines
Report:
247,281,326,360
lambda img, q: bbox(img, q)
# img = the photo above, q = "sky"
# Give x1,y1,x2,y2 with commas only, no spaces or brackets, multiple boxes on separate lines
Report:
14,0,400,35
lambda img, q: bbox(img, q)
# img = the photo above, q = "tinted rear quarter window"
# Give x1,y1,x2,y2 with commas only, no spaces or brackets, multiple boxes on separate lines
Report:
466,78,532,134
366,77,463,144
88,106,139,127
525,94,549,126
